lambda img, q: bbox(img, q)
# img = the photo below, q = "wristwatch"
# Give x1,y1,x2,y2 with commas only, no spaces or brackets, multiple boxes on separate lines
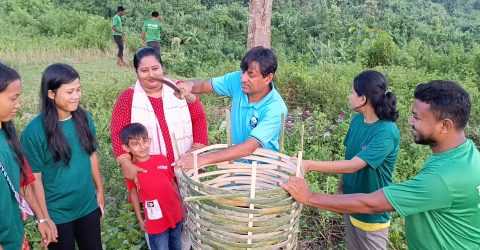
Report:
36,218,48,224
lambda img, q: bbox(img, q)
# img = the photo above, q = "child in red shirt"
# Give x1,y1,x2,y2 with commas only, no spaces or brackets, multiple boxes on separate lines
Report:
120,123,183,250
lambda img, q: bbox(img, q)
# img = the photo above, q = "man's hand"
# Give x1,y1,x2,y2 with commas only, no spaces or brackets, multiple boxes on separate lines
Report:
281,176,313,205
175,152,195,170
175,87,196,103
174,79,199,102
175,80,193,94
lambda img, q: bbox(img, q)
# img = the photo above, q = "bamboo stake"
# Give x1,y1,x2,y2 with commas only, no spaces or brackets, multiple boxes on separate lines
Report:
226,109,232,146
297,123,305,177
193,151,199,181
279,113,285,153
171,131,181,161
300,122,305,152
248,161,257,247
296,151,303,178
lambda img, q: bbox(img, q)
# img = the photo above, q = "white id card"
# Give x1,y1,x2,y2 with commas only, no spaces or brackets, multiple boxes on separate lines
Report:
145,199,163,220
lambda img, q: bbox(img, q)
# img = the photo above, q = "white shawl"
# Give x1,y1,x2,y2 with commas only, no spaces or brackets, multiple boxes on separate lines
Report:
131,81,193,159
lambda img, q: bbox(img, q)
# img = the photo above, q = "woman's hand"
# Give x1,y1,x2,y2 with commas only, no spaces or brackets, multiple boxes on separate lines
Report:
97,191,105,217
37,218,57,247
118,156,147,183
291,157,311,173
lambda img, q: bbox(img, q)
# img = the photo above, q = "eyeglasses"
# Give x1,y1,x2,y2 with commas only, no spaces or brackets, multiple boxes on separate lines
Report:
128,137,152,148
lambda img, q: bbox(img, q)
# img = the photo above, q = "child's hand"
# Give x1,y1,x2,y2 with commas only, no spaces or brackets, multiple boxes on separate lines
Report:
139,219,146,231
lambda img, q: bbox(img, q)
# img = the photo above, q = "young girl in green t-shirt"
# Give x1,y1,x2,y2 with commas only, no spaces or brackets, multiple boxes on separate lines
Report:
301,70,400,250
21,63,104,250
0,63,55,250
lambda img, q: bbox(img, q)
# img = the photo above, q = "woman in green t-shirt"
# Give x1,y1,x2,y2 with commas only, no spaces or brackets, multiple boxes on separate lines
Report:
0,63,56,250
21,64,104,250
301,70,400,250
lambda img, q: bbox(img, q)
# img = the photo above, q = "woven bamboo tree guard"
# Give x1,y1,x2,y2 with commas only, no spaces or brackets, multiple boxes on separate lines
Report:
175,144,304,250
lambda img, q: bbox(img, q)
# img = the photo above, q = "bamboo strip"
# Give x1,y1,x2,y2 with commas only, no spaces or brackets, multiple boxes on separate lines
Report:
226,109,232,146
279,113,285,153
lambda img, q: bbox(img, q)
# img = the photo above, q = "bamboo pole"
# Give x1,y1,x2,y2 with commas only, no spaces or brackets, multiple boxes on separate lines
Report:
226,109,232,146
300,122,305,152
171,131,181,160
279,113,285,153
248,161,257,247
193,152,199,181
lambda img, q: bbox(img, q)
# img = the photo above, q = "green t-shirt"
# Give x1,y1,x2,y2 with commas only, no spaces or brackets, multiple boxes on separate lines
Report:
112,14,123,36
384,139,480,250
20,114,98,224
143,18,162,42
0,130,23,250
342,113,400,223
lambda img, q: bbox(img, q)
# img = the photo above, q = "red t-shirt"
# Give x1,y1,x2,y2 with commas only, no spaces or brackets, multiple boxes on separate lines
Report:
126,155,183,234
110,87,208,165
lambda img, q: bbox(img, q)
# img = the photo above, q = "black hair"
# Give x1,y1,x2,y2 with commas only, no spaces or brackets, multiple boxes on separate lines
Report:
152,11,159,17
40,63,97,164
353,70,399,121
120,123,149,145
240,46,277,77
117,6,125,12
414,80,471,129
0,63,24,169
133,47,162,71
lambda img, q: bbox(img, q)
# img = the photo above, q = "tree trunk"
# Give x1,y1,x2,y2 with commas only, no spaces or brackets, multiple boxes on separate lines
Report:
247,0,273,49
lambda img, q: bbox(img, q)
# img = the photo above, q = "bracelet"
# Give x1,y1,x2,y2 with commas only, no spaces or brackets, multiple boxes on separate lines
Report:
36,218,48,224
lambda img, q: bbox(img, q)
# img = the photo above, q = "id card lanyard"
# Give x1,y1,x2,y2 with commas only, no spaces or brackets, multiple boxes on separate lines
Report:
0,161,34,216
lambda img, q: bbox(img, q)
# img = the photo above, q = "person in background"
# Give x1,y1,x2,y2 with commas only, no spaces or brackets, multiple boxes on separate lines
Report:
142,11,163,59
112,6,127,67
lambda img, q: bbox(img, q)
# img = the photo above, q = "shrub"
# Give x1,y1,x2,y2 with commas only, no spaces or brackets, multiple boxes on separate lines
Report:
360,31,399,68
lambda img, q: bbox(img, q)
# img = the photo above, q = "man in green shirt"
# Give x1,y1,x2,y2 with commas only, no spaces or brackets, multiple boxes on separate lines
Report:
283,80,480,250
141,11,163,59
112,6,126,67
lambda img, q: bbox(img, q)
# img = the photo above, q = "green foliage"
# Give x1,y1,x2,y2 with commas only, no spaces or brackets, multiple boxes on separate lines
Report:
360,31,399,68
473,47,480,80
0,0,110,51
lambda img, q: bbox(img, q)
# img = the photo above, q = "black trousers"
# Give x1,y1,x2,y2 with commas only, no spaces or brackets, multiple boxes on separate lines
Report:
113,35,124,58
146,41,162,62
48,208,102,250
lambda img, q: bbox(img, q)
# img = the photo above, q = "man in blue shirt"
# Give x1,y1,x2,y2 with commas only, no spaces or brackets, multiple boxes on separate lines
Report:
175,46,287,168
